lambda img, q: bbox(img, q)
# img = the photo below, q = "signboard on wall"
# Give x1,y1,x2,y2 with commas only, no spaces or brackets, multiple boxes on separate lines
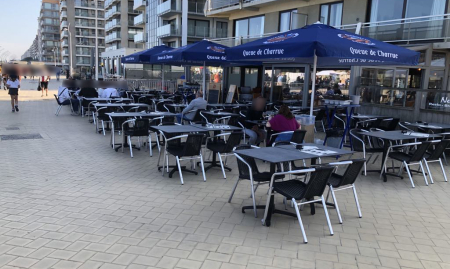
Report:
226,85,237,103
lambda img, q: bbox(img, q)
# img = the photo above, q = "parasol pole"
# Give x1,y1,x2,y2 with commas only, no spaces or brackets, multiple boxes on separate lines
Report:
162,64,165,92
202,62,206,100
309,50,317,116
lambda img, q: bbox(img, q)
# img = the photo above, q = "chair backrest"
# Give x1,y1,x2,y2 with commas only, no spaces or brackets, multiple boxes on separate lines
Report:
385,118,400,131
54,94,62,105
427,140,450,161
157,101,172,112
235,145,260,178
303,166,335,199
133,118,150,136
399,122,414,132
409,141,432,162
223,132,243,152
291,130,306,144
182,134,205,156
315,109,326,121
334,159,366,187
191,109,205,123
349,129,365,152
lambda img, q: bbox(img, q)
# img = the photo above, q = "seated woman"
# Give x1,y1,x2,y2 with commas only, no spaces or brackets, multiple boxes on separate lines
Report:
266,105,301,143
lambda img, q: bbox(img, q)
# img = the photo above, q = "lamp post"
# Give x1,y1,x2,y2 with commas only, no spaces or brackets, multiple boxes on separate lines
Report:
67,23,74,77
53,47,56,66
95,0,99,80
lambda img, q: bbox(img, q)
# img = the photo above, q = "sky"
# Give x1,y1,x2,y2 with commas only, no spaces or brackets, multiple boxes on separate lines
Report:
0,0,41,61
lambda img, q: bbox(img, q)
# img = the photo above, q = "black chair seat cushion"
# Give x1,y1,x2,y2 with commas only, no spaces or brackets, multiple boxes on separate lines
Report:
273,180,307,200
240,172,284,182
365,148,383,153
389,151,413,162
207,141,228,153
124,130,149,137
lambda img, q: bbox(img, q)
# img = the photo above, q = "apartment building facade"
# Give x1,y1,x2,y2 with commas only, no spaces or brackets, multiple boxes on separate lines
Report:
38,0,61,63
21,35,39,61
205,0,450,123
101,0,145,76
60,0,106,77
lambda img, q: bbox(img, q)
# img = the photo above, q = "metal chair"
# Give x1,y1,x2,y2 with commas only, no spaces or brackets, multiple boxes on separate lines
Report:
326,160,365,224
290,130,306,144
162,133,206,185
54,94,72,116
350,129,383,175
423,139,450,183
263,166,335,243
231,145,284,217
95,107,112,135
382,141,432,188
206,132,243,178
122,118,150,158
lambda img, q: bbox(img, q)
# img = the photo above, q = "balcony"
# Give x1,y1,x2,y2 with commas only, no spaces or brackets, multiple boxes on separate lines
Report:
60,1,67,10
104,0,119,8
105,32,121,42
62,58,69,65
62,40,69,47
61,50,68,56
134,32,145,43
106,19,120,31
157,1,178,16
157,24,180,38
75,21,96,28
106,45,118,51
134,13,144,26
209,14,450,47
105,6,120,19
188,1,204,15
60,11,67,19
74,0,97,8
338,14,450,44
133,0,146,11
62,31,69,38
188,26,210,38
60,20,68,29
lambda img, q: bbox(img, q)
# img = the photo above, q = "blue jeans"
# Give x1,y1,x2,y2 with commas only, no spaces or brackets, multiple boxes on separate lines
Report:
176,114,192,124
62,99,79,113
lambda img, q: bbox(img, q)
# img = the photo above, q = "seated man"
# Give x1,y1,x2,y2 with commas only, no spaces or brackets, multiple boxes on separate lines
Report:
242,96,267,145
101,87,119,98
58,86,79,114
177,90,207,124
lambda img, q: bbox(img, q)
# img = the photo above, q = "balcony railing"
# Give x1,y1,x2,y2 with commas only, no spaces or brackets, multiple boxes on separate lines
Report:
60,1,67,10
134,13,145,26
106,19,120,30
105,32,121,42
60,21,68,29
188,26,210,38
134,32,145,43
204,0,240,13
209,14,450,47
60,11,67,18
105,6,120,18
133,0,146,11
188,1,204,14
157,24,179,38
158,0,204,15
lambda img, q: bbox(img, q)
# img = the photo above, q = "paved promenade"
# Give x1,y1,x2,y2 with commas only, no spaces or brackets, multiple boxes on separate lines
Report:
0,97,450,269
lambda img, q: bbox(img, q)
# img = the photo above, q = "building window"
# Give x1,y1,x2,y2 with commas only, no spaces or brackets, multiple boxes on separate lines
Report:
166,41,176,48
216,21,228,38
320,2,343,27
188,19,209,37
235,16,264,39
279,9,298,32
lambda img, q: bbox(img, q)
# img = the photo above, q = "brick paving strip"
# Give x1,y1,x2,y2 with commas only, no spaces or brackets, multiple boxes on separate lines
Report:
0,89,449,269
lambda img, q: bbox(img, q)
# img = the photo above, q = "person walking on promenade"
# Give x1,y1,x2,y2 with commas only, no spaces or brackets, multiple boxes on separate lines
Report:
40,75,50,97
6,75,20,113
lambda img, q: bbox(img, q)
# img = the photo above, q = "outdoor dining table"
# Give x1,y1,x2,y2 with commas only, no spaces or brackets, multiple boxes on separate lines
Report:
83,97,132,102
404,122,450,131
359,130,443,182
93,103,151,110
106,111,176,150
234,143,353,226
207,103,251,108
324,104,360,149
202,111,239,121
